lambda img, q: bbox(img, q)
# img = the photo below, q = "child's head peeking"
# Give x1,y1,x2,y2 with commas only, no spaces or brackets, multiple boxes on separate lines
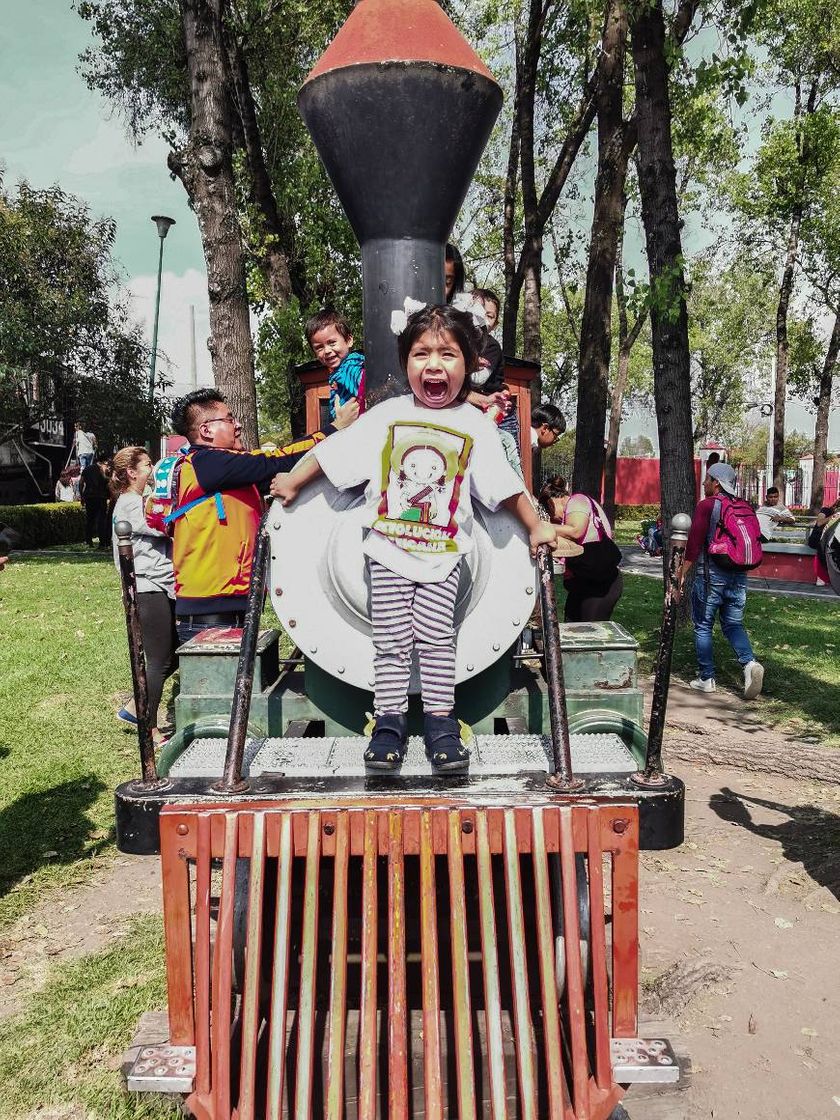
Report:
398,304,482,410
306,309,354,372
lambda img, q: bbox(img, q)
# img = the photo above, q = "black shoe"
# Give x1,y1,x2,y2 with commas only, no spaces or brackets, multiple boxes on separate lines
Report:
424,713,470,773
364,713,408,771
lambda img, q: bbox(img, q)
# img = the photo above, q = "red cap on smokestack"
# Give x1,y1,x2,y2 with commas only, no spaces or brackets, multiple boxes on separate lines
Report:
305,0,496,83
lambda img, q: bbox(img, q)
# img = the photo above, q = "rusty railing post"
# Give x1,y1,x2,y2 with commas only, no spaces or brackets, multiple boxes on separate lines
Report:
633,513,691,786
536,544,584,791
215,510,272,793
114,519,162,787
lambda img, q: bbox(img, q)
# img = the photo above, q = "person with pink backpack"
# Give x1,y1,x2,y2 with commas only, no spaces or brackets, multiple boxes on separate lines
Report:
677,462,765,699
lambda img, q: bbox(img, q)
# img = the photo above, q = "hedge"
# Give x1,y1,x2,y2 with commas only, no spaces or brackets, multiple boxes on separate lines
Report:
615,504,662,521
0,503,86,549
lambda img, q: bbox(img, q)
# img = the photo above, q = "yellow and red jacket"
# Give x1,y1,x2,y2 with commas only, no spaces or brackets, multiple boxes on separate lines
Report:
173,433,331,616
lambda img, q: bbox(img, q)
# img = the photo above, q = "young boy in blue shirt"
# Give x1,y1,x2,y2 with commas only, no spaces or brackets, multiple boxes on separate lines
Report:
306,309,366,421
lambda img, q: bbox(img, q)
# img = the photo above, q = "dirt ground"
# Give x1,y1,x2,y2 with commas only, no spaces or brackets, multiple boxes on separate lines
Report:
632,759,840,1120
1,748,838,1118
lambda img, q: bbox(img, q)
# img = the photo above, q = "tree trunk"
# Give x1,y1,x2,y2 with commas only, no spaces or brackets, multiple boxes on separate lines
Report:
504,0,599,366
630,0,696,541
170,0,258,448
224,33,309,307
810,308,840,511
603,222,645,522
573,0,629,498
773,212,801,488
517,0,543,376
521,236,543,366
772,80,816,490
502,53,521,357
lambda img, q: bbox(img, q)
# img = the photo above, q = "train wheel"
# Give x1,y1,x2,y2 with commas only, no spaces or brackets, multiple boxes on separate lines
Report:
552,851,591,998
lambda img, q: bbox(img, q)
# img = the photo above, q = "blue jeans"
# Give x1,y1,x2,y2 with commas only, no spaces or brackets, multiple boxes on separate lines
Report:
691,567,755,681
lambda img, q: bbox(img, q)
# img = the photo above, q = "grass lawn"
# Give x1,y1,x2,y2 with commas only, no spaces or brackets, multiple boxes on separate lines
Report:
0,552,143,930
613,573,840,746
0,551,837,1117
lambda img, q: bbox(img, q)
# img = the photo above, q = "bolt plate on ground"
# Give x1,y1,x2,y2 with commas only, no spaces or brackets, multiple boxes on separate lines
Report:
127,1044,196,1093
611,1037,680,1083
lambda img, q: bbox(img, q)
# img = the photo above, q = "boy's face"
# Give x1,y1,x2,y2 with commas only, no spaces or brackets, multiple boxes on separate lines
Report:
536,423,559,448
444,259,457,299
310,324,353,372
481,298,499,332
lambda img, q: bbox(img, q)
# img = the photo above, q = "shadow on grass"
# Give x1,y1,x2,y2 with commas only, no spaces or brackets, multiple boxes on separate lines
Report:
710,786,840,901
12,552,113,566
0,775,110,898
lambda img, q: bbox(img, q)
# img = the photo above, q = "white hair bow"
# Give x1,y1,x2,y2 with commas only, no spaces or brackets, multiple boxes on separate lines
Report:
390,296,428,335
452,291,488,329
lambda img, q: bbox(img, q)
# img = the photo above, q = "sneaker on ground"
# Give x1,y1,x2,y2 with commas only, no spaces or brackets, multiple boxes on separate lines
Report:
116,707,138,726
689,677,716,693
743,660,764,700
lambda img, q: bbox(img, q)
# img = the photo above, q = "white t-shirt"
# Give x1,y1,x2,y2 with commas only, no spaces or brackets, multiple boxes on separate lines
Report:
75,429,95,456
756,503,794,538
313,395,526,583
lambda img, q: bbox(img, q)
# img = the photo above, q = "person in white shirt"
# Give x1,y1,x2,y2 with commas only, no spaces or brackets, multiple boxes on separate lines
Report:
271,304,569,774
73,422,97,471
755,486,795,541
110,446,177,745
54,470,76,502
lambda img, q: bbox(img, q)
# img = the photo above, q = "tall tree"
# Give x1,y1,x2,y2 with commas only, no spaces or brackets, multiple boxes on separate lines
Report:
496,0,601,365
602,204,648,521
0,178,161,449
630,0,697,533
573,0,633,496
730,0,840,487
687,254,774,444
170,0,257,446
77,0,355,443
809,312,840,509
571,0,715,497
798,145,840,510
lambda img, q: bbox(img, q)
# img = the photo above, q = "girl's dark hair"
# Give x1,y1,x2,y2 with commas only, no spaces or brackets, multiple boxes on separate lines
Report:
472,287,501,315
538,475,569,508
444,243,465,303
397,305,483,402
305,308,354,345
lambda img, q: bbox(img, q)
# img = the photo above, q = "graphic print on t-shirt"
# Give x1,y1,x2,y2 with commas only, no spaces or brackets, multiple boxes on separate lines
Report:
373,421,473,555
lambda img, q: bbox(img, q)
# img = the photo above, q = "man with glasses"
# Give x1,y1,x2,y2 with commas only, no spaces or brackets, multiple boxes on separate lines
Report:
169,387,358,642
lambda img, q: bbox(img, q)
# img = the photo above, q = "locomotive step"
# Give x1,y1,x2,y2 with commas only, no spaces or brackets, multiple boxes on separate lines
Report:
167,731,637,780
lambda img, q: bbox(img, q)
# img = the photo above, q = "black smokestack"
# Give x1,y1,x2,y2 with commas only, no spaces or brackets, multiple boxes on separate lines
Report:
299,0,502,405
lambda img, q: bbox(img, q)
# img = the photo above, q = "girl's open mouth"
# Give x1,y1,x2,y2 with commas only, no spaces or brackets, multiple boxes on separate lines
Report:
422,378,449,403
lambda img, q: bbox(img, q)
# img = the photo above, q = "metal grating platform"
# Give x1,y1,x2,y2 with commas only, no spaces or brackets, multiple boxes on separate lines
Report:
167,732,637,779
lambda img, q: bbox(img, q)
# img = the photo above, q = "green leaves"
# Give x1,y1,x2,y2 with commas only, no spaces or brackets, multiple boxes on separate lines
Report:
0,177,163,448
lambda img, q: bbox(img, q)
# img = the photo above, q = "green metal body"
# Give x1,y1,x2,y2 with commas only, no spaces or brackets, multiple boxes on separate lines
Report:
172,620,645,762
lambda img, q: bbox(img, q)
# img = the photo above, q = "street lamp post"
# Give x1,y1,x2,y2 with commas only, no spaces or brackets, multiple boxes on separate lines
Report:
148,215,175,407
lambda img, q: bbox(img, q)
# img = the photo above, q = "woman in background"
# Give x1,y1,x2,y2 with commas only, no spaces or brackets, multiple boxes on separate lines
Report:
110,446,177,745
540,475,624,622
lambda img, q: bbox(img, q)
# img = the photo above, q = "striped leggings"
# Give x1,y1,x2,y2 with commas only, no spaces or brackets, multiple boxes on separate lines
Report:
369,559,461,715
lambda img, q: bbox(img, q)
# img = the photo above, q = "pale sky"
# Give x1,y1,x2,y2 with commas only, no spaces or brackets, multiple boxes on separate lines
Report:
1,1,836,449
0,0,211,401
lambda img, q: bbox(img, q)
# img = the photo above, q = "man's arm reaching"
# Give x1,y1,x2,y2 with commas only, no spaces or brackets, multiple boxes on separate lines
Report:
193,398,359,494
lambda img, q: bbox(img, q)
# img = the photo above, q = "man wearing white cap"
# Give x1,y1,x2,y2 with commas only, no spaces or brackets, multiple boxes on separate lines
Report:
677,462,764,699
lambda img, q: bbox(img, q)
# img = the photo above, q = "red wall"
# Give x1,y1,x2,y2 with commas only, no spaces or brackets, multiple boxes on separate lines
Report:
614,458,702,506
825,470,839,507
757,549,817,584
